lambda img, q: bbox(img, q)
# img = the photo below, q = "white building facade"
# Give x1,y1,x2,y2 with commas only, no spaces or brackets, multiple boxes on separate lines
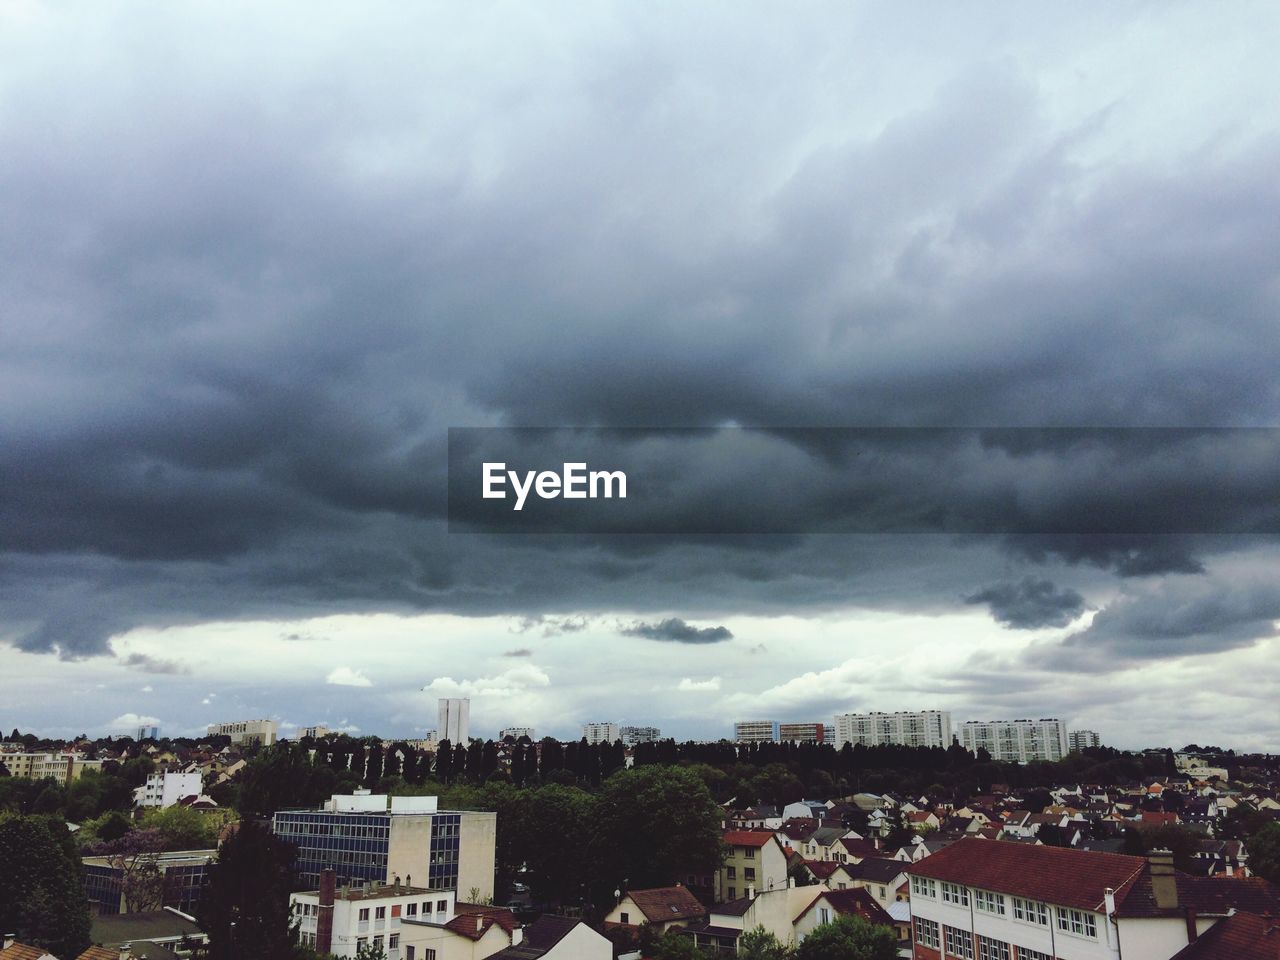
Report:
438,699,470,744
958,719,1069,763
135,771,204,808
734,721,776,743
207,719,278,745
832,711,952,750
620,725,661,745
582,722,620,745
1069,729,1102,751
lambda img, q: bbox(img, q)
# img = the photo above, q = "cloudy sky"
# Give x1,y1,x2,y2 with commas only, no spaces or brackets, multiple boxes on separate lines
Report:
3,2,1280,750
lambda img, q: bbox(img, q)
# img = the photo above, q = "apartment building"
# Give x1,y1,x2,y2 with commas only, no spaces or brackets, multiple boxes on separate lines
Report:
734,721,776,743
439,699,470,744
499,727,535,741
958,719,1068,763
291,869,456,959
582,722,621,745
302,725,332,739
778,723,825,744
206,719,278,746
1070,729,1102,751
134,770,204,808
907,838,1280,960
717,830,790,902
621,725,661,746
0,751,104,784
832,711,952,750
273,791,497,901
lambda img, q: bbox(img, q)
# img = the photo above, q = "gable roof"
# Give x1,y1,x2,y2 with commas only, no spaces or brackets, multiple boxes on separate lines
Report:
76,949,121,960
625,886,707,923
820,888,895,926
850,857,909,884
444,904,520,941
1116,874,1280,919
0,946,57,960
723,830,777,848
1170,911,1280,959
520,915,583,951
908,838,1147,913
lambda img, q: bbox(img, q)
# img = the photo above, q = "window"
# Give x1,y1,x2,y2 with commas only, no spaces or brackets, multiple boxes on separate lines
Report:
357,939,368,951
1012,897,1049,925
374,936,384,948
941,882,970,906
376,906,386,920
406,949,414,960
727,866,737,879
728,887,736,899
359,908,370,922
1057,907,1098,938
621,912,630,924
406,903,418,917
745,868,756,881
910,875,937,898
1018,950,1051,960
976,936,1010,960
877,885,886,899
437,900,447,914
745,848,755,859
819,907,831,924
422,901,432,915
975,889,1006,915
913,917,939,950
424,950,436,960
943,925,974,960
389,934,400,949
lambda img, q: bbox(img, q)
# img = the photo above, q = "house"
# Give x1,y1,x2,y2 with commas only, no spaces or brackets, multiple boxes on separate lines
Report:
717,830,789,901
88,910,209,958
793,888,896,943
799,859,859,890
906,838,1280,960
602,886,707,934
681,881,835,951
1169,911,1280,959
400,903,521,960
0,944,59,960
487,916,611,960
849,858,910,909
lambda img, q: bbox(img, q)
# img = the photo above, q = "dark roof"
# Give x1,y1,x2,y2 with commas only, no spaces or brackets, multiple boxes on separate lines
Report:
521,915,582,951
90,910,203,946
908,838,1146,913
821,888,895,926
1170,912,1280,959
1116,875,1280,919
850,858,908,884
802,860,845,880
626,886,707,923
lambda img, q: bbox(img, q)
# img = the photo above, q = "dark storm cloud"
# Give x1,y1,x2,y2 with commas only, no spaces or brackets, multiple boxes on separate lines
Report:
2,5,1280,669
965,577,1087,629
622,618,733,644
1025,577,1280,672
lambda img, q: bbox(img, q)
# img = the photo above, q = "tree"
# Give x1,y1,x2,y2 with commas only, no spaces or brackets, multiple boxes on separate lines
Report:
795,914,897,960
1248,822,1280,885
0,814,92,958
142,804,219,850
650,930,713,960
738,926,792,960
199,820,298,960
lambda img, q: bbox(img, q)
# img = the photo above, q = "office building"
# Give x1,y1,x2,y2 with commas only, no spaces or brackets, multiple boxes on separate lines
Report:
272,791,497,901
83,848,216,916
778,722,825,744
1069,729,1102,751
734,720,776,743
206,719,278,746
136,724,159,741
499,727,535,741
621,725,661,746
958,719,1069,763
832,710,952,750
582,722,621,745
437,698,470,744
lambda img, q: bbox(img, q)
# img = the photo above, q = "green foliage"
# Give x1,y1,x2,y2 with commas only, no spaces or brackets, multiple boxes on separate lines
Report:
0,814,92,958
239,743,345,817
141,803,223,849
650,930,714,960
199,819,298,960
1122,824,1202,871
738,926,793,960
1247,821,1280,885
796,914,897,960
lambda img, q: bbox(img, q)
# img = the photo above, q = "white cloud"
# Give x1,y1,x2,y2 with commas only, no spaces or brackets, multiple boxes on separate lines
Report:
677,677,721,692
422,664,551,698
140,684,153,693
326,666,373,688
109,712,160,729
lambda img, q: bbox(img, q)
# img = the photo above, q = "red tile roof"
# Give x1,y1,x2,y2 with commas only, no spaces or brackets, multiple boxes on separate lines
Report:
0,946,55,960
625,886,707,923
76,949,119,960
908,838,1146,913
723,830,776,848
444,903,520,940
1116,874,1280,919
1170,912,1280,959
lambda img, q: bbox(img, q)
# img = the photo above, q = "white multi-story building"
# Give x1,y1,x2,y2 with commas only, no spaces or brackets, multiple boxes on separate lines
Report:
207,719,278,746
499,727,535,741
0,752,104,784
291,871,456,960
438,699,470,745
582,722,621,745
621,725,661,746
135,771,204,808
1070,729,1102,751
958,719,1068,763
734,721,776,743
906,839,1279,960
832,711,952,750
301,725,331,739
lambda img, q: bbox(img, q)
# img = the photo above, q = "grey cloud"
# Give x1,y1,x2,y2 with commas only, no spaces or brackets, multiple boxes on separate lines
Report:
503,648,534,658
118,652,190,676
965,577,1087,629
622,618,733,644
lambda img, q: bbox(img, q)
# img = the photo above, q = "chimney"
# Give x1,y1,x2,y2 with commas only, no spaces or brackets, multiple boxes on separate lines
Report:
119,947,131,960
476,914,485,933
1149,850,1178,910
747,885,755,900
317,868,337,955
3,936,16,951
1104,887,1116,916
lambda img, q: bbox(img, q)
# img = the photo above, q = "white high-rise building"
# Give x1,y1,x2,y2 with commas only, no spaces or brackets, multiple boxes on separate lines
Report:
734,720,776,743
207,719,278,746
135,771,204,808
832,710,952,750
582,722,621,745
1069,729,1102,751
437,699,470,745
499,727,535,741
620,725,661,746
958,719,1069,763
